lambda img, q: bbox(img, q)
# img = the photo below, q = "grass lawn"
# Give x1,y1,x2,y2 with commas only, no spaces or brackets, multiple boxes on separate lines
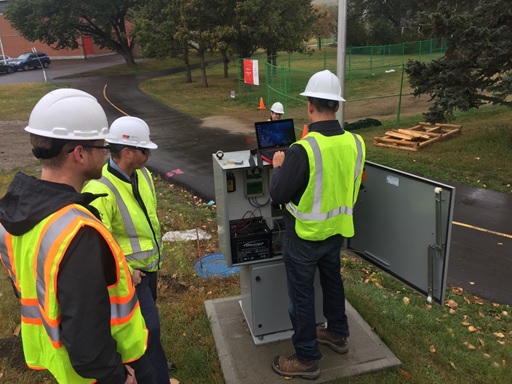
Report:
0,52,511,383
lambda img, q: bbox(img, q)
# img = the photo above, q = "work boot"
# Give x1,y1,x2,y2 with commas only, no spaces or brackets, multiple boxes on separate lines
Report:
272,354,320,380
316,325,348,354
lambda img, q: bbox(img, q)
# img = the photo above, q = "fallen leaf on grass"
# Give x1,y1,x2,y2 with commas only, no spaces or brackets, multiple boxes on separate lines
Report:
468,326,478,333
429,345,436,353
493,332,505,338
478,338,485,347
170,378,180,384
473,297,485,305
399,369,411,380
450,361,457,370
451,287,464,295
403,297,410,305
464,341,476,350
483,353,491,359
445,299,458,309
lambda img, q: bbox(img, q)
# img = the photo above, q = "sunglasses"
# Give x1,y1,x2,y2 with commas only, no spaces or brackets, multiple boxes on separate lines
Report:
134,147,151,155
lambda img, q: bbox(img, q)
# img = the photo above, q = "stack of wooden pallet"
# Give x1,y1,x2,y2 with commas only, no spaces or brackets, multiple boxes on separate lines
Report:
373,122,462,151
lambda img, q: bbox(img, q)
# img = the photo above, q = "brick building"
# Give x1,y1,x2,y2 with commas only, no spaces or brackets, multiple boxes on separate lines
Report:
0,0,114,59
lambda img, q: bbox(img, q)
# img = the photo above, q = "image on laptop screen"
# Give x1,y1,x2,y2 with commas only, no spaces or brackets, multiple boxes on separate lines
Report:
255,119,296,150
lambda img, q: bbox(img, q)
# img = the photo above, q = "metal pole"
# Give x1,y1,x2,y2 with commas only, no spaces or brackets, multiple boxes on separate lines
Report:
336,0,347,125
0,37,6,64
32,47,47,82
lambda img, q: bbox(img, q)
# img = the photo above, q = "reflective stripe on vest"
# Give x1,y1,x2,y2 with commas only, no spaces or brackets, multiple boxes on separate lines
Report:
286,133,364,221
97,168,161,269
26,206,139,346
2,204,147,382
0,225,20,296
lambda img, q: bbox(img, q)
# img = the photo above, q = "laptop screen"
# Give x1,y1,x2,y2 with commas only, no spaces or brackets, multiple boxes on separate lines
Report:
255,119,296,150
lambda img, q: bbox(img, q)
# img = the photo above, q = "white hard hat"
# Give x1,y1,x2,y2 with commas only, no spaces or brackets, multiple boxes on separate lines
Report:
25,88,111,140
270,102,285,114
107,116,158,149
300,70,345,101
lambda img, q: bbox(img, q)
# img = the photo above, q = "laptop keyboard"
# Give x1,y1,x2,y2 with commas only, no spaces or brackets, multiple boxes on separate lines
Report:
260,147,288,160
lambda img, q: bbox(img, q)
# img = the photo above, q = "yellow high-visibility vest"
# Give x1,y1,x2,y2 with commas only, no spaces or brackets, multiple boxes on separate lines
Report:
0,204,148,383
286,131,366,240
83,165,162,272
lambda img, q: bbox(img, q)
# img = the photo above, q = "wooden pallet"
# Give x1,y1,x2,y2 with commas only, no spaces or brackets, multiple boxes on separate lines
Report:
373,122,462,151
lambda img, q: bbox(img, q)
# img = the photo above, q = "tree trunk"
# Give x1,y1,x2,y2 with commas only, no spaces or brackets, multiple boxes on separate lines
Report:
199,50,208,88
183,45,192,83
120,51,136,64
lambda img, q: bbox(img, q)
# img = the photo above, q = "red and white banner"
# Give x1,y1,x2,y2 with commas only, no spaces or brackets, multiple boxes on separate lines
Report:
243,59,259,85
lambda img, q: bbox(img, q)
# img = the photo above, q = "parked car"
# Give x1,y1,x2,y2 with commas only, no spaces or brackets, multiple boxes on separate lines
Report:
0,55,12,63
10,52,51,71
0,62,14,74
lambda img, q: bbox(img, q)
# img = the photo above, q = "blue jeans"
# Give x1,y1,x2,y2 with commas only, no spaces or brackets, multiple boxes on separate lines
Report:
136,272,170,384
282,233,349,362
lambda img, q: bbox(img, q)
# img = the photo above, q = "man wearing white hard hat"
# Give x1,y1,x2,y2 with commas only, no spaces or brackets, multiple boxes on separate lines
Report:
83,116,171,383
270,70,366,379
269,101,285,121
0,89,155,383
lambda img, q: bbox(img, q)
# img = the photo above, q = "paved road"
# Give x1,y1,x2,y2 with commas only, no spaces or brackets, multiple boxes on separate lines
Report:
3,55,511,306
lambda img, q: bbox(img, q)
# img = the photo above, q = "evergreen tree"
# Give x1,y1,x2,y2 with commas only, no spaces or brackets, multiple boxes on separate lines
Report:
405,0,512,122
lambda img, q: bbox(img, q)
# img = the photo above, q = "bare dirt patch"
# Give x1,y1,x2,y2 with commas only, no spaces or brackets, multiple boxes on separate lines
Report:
201,115,253,134
199,94,432,135
0,121,39,172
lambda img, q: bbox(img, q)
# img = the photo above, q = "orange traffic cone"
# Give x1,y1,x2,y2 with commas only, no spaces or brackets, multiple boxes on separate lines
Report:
301,124,309,139
257,97,266,110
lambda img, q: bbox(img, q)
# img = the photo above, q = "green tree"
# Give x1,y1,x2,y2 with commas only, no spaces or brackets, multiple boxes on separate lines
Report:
312,4,337,50
6,0,146,64
136,0,194,82
405,0,512,122
137,0,233,86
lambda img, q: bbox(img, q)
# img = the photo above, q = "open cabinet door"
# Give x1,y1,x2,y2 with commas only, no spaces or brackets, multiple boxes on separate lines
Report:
349,161,455,304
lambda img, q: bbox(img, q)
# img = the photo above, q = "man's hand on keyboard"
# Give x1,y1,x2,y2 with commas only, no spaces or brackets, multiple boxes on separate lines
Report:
273,151,285,167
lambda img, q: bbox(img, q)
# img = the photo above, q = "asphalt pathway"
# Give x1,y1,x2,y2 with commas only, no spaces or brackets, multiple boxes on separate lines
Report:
7,55,510,306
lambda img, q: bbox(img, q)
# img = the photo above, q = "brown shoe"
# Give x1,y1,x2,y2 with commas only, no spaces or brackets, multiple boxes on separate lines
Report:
316,325,348,354
272,354,320,380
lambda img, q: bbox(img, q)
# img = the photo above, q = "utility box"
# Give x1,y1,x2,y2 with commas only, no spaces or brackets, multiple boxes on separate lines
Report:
212,150,274,267
213,150,326,344
240,260,325,343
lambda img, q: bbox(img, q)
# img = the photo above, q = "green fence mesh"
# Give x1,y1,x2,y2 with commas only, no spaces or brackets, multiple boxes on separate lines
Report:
237,38,446,124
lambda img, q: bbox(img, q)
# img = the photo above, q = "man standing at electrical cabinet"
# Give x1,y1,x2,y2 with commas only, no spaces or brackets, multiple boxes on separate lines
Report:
270,70,366,380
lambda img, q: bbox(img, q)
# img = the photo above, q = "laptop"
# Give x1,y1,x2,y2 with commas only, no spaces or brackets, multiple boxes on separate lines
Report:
254,118,297,163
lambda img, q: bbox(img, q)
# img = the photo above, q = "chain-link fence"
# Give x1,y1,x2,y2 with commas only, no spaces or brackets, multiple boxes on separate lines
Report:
237,38,446,124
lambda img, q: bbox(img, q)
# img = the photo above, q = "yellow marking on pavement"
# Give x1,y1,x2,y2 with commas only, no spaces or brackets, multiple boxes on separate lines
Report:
453,221,512,239
103,84,129,116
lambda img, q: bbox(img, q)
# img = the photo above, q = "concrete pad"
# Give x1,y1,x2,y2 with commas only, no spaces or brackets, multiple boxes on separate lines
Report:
205,296,401,383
